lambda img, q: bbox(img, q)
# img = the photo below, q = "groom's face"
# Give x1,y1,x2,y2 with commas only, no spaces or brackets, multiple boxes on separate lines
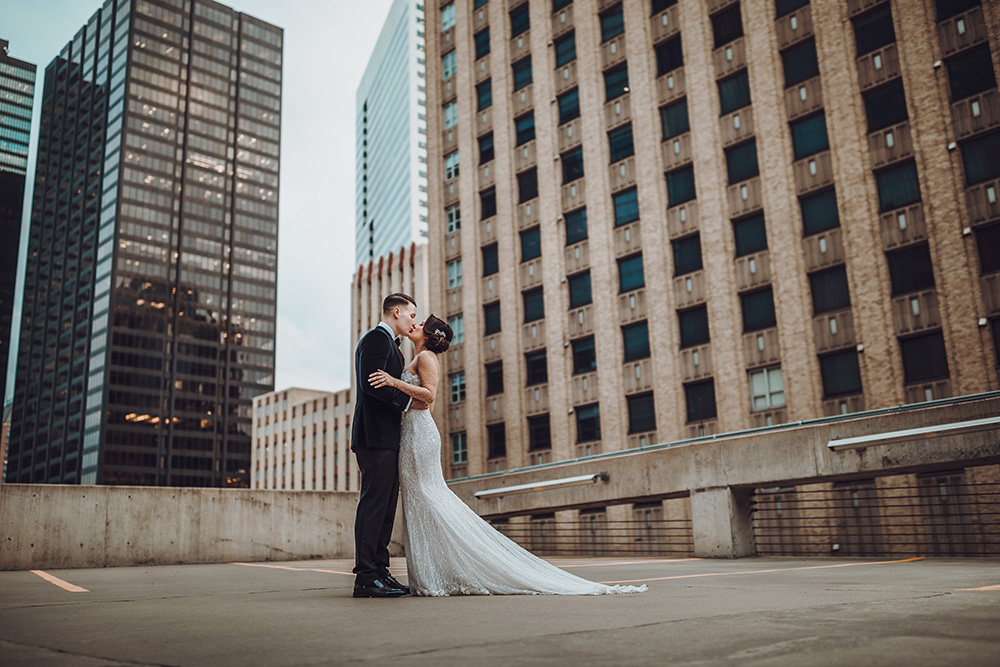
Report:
394,304,418,337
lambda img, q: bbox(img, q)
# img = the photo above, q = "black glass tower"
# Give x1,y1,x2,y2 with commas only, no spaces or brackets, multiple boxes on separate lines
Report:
0,39,37,410
6,0,281,486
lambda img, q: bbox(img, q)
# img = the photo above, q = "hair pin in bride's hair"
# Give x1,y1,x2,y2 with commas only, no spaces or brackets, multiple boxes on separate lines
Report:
433,329,446,337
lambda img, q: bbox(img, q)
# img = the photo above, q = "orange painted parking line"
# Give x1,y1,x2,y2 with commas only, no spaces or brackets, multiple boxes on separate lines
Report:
557,558,703,568
30,570,88,592
956,584,1000,591
599,557,925,584
231,562,355,576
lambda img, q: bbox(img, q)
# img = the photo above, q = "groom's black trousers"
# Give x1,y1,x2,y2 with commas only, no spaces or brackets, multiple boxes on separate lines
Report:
353,446,400,585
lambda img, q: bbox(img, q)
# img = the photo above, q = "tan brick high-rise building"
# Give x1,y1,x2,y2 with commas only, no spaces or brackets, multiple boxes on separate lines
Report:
424,0,1000,479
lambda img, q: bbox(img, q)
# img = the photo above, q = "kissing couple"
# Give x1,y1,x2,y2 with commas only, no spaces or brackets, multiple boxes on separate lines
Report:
350,293,646,597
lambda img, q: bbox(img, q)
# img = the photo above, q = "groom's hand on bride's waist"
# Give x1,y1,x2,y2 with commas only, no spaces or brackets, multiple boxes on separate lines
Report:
411,399,429,411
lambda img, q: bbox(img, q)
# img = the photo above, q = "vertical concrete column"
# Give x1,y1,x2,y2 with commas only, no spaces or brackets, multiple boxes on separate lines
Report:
690,486,756,558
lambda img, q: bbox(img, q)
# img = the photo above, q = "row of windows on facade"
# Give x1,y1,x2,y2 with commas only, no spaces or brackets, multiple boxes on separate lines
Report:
254,402,347,421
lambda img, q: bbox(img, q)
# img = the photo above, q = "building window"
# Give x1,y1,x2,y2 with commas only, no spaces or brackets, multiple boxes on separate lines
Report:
487,423,506,459
946,45,996,102
863,80,908,133
576,403,601,443
900,332,950,384
991,319,1000,367
554,32,576,67
485,360,504,395
512,56,533,91
561,146,585,183
479,132,494,164
523,287,545,323
447,258,462,289
672,233,702,276
445,151,459,180
652,0,677,14
655,35,683,77
960,130,1000,186
618,253,645,293
510,3,530,38
935,0,981,21
741,287,776,332
565,207,588,245
887,243,935,296
572,336,596,374
484,301,501,335
441,3,456,30
661,99,689,140
975,222,1000,274
613,186,640,226
608,123,634,163
627,392,656,433
875,161,920,212
528,414,551,451
450,372,466,403
482,243,499,276
684,379,716,423
711,3,743,48
517,167,538,202
604,63,629,101
852,4,895,56
554,0,574,11
568,271,592,309
444,101,458,129
800,188,840,236
819,349,862,397
810,265,851,314
733,213,767,257
476,79,492,110
521,226,541,262
623,320,650,361
781,38,818,87
515,111,535,146
558,88,580,124
667,165,696,206
474,27,491,60
718,69,751,115
725,139,759,184
446,203,461,233
448,314,465,344
480,187,496,219
451,432,467,465
776,0,809,18
750,366,785,410
790,113,829,160
599,3,624,42
526,349,548,386
678,305,710,349
442,51,456,79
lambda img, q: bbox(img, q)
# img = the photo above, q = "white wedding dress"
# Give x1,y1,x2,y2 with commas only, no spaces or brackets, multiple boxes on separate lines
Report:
398,370,647,596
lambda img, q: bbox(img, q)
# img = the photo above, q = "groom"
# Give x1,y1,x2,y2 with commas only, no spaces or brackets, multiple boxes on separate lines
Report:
351,293,427,598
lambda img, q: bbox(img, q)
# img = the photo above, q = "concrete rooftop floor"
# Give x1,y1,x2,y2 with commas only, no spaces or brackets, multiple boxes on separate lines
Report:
1,556,998,666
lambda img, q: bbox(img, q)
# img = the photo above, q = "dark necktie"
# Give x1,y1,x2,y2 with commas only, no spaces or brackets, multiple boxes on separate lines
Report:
392,335,403,365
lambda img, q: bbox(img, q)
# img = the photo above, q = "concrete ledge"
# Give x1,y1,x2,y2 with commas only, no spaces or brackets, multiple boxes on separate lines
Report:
0,485,364,571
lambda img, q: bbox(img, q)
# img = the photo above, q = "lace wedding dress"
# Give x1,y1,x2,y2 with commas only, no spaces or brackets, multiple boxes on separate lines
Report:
398,370,647,596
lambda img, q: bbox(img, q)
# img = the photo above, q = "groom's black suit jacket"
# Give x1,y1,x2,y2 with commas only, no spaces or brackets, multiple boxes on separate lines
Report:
351,326,411,452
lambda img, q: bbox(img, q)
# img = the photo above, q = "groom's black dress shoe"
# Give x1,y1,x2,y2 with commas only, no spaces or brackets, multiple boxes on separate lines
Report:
353,578,408,598
382,574,411,595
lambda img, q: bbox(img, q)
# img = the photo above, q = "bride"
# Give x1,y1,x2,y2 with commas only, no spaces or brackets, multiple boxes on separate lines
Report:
369,314,646,597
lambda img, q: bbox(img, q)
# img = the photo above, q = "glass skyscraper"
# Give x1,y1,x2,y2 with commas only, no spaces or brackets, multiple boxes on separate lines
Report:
0,39,37,409
355,0,428,268
5,0,281,487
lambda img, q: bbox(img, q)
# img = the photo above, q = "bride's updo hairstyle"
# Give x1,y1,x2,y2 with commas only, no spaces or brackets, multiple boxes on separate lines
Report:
422,314,453,354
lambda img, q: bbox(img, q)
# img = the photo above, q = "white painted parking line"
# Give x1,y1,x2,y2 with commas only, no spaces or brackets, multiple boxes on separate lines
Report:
30,570,89,592
956,583,1000,591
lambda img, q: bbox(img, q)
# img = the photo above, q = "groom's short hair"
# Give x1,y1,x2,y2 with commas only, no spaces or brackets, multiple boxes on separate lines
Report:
382,293,416,315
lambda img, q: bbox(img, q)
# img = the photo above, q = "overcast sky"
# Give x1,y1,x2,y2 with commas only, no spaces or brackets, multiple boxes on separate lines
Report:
3,0,395,403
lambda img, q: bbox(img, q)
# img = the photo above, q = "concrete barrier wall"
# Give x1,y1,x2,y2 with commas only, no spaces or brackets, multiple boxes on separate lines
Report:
0,485,373,571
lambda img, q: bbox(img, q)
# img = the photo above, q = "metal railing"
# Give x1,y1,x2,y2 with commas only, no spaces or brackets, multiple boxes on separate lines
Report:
489,518,694,557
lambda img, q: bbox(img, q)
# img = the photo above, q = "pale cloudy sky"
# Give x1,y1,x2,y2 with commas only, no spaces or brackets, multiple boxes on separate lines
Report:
3,0,395,403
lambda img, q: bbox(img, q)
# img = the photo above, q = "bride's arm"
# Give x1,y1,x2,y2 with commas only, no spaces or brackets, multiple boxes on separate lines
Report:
368,351,438,405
